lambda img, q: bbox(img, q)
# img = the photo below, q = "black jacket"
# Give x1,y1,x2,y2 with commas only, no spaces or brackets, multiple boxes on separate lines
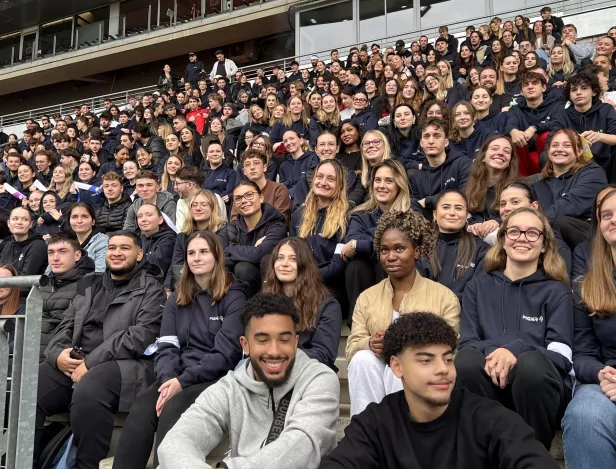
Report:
319,389,559,469
184,60,207,84
95,194,133,233
39,253,95,361
0,231,48,275
142,137,169,164
308,115,340,148
155,280,247,388
141,226,177,277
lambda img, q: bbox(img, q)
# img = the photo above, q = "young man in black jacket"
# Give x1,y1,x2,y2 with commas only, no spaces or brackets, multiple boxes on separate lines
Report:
319,313,560,469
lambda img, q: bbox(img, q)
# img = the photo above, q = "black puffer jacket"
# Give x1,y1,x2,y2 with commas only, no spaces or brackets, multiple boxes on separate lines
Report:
96,194,133,234
39,252,96,361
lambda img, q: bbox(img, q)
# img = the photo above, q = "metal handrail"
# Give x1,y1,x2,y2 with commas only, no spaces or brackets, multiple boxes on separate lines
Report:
0,0,612,131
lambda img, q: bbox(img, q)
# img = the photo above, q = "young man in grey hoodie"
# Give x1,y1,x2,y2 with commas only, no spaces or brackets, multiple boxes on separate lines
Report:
123,170,176,233
157,293,340,469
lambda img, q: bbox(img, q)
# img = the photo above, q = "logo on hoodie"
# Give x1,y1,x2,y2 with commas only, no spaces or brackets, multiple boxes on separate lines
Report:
210,316,223,322
445,177,456,186
522,315,544,323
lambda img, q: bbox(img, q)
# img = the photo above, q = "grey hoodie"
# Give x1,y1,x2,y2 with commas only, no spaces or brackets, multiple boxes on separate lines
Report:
123,190,177,233
157,349,340,469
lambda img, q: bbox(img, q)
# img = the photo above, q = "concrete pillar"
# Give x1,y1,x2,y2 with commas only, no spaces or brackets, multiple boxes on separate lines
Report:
109,2,121,36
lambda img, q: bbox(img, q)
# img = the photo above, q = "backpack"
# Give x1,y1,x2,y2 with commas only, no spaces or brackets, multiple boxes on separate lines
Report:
38,424,77,469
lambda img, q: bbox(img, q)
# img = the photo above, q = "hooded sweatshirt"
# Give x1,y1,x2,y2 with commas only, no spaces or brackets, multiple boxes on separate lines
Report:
459,269,574,379
417,232,490,301
222,203,287,267
0,230,48,275
505,95,563,137
476,112,508,134
204,164,238,200
279,151,318,197
141,226,177,276
410,150,472,215
155,280,247,388
352,109,378,132
81,230,109,273
551,100,616,169
449,127,496,160
157,349,339,469
533,162,607,221
123,190,177,233
344,209,383,256
35,191,64,237
268,120,309,144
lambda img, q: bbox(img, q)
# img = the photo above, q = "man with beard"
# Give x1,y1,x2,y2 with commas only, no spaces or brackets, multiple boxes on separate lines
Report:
35,231,165,469
158,293,340,469
479,67,513,114
319,313,559,469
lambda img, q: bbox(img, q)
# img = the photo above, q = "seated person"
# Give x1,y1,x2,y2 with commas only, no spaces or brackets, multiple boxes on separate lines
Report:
341,160,411,318
471,86,508,134
384,104,422,172
552,69,616,173
308,94,341,149
35,191,64,239
123,170,176,233
96,171,132,234
505,72,563,176
278,130,318,198
39,233,95,362
35,231,166,469
174,165,206,230
263,238,342,369
112,231,247,469
411,119,471,220
203,141,237,205
75,161,104,210
16,163,37,198
157,293,340,469
0,207,47,275
465,136,518,242
320,313,560,469
122,160,139,197
136,147,163,177
417,190,489,301
68,203,109,273
97,144,131,178
346,210,460,416
268,96,310,145
137,204,176,277
0,264,26,337
223,181,287,297
165,190,226,293
563,187,616,468
231,150,291,225
572,184,616,278
455,208,573,450
358,129,392,189
351,91,377,132
448,101,496,158
534,129,607,249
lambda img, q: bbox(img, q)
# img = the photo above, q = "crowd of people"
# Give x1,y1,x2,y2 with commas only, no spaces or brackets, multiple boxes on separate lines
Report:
0,5,616,469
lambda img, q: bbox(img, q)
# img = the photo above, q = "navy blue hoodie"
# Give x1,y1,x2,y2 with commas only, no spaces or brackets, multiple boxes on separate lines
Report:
141,226,177,277
572,277,616,384
268,119,309,144
460,269,574,379
449,127,496,160
203,163,238,200
154,280,247,388
505,96,564,136
411,150,472,215
344,209,383,257
298,295,342,369
278,150,318,197
476,112,508,134
417,232,490,301
292,166,367,211
352,109,378,133
290,206,345,281
222,203,287,268
532,162,607,221
572,240,591,280
551,101,616,170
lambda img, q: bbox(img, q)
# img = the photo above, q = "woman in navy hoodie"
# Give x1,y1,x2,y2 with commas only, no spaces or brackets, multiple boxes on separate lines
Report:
203,141,237,206
112,230,247,469
268,96,309,145
278,130,318,199
263,237,342,369
470,86,508,134
533,128,607,249
384,104,422,173
563,188,616,468
223,181,287,297
342,159,411,320
137,203,177,278
417,190,489,301
448,101,497,159
455,207,573,451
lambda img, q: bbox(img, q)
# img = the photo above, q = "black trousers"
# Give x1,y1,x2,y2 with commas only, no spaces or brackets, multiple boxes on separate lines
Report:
35,360,122,469
345,255,385,323
455,348,570,450
552,216,591,251
112,381,213,469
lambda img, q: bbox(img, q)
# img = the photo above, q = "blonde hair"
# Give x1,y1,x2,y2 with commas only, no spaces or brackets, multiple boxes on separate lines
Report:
484,208,569,283
547,44,575,79
49,165,73,199
360,130,392,188
181,190,225,234
542,129,589,178
298,159,348,240
315,94,341,128
354,159,411,214
158,123,174,141
436,60,455,88
160,155,184,193
423,74,449,102
282,96,309,127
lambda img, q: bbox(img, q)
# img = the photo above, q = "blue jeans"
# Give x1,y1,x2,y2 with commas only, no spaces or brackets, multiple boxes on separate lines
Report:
562,384,616,469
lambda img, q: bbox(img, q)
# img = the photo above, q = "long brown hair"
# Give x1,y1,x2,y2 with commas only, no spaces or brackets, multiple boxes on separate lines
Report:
581,189,616,317
263,238,330,331
176,231,232,305
429,190,478,281
542,129,589,178
484,207,569,283
466,135,518,215
0,264,20,316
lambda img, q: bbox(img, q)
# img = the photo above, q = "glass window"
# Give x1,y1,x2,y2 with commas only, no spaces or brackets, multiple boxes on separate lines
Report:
359,0,386,44
419,0,485,29
387,0,414,38
299,1,354,56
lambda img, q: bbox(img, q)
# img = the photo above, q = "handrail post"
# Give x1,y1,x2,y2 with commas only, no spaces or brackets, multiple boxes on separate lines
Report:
11,46,14,65
75,29,79,50
148,4,152,31
174,0,178,26
157,0,161,27
52,35,57,56
122,15,127,37
201,0,206,18
99,22,103,44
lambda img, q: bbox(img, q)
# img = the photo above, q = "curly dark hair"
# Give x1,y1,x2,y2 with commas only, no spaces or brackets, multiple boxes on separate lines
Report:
241,293,299,329
382,312,458,364
374,210,436,259
564,71,602,104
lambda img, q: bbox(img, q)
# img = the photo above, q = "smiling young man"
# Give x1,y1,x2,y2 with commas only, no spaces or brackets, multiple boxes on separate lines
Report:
157,293,340,469
96,172,133,234
123,170,176,233
321,313,559,469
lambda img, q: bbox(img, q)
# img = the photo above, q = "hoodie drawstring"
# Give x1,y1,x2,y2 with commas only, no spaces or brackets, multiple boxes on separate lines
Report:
516,281,524,335
269,387,276,416
500,277,506,334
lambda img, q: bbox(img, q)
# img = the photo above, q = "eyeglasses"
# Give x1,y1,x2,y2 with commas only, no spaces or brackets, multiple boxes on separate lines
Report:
353,98,367,103
233,191,257,204
505,228,543,242
362,138,382,148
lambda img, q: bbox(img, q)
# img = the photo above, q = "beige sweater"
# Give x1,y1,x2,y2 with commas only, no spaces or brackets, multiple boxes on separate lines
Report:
346,272,460,362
